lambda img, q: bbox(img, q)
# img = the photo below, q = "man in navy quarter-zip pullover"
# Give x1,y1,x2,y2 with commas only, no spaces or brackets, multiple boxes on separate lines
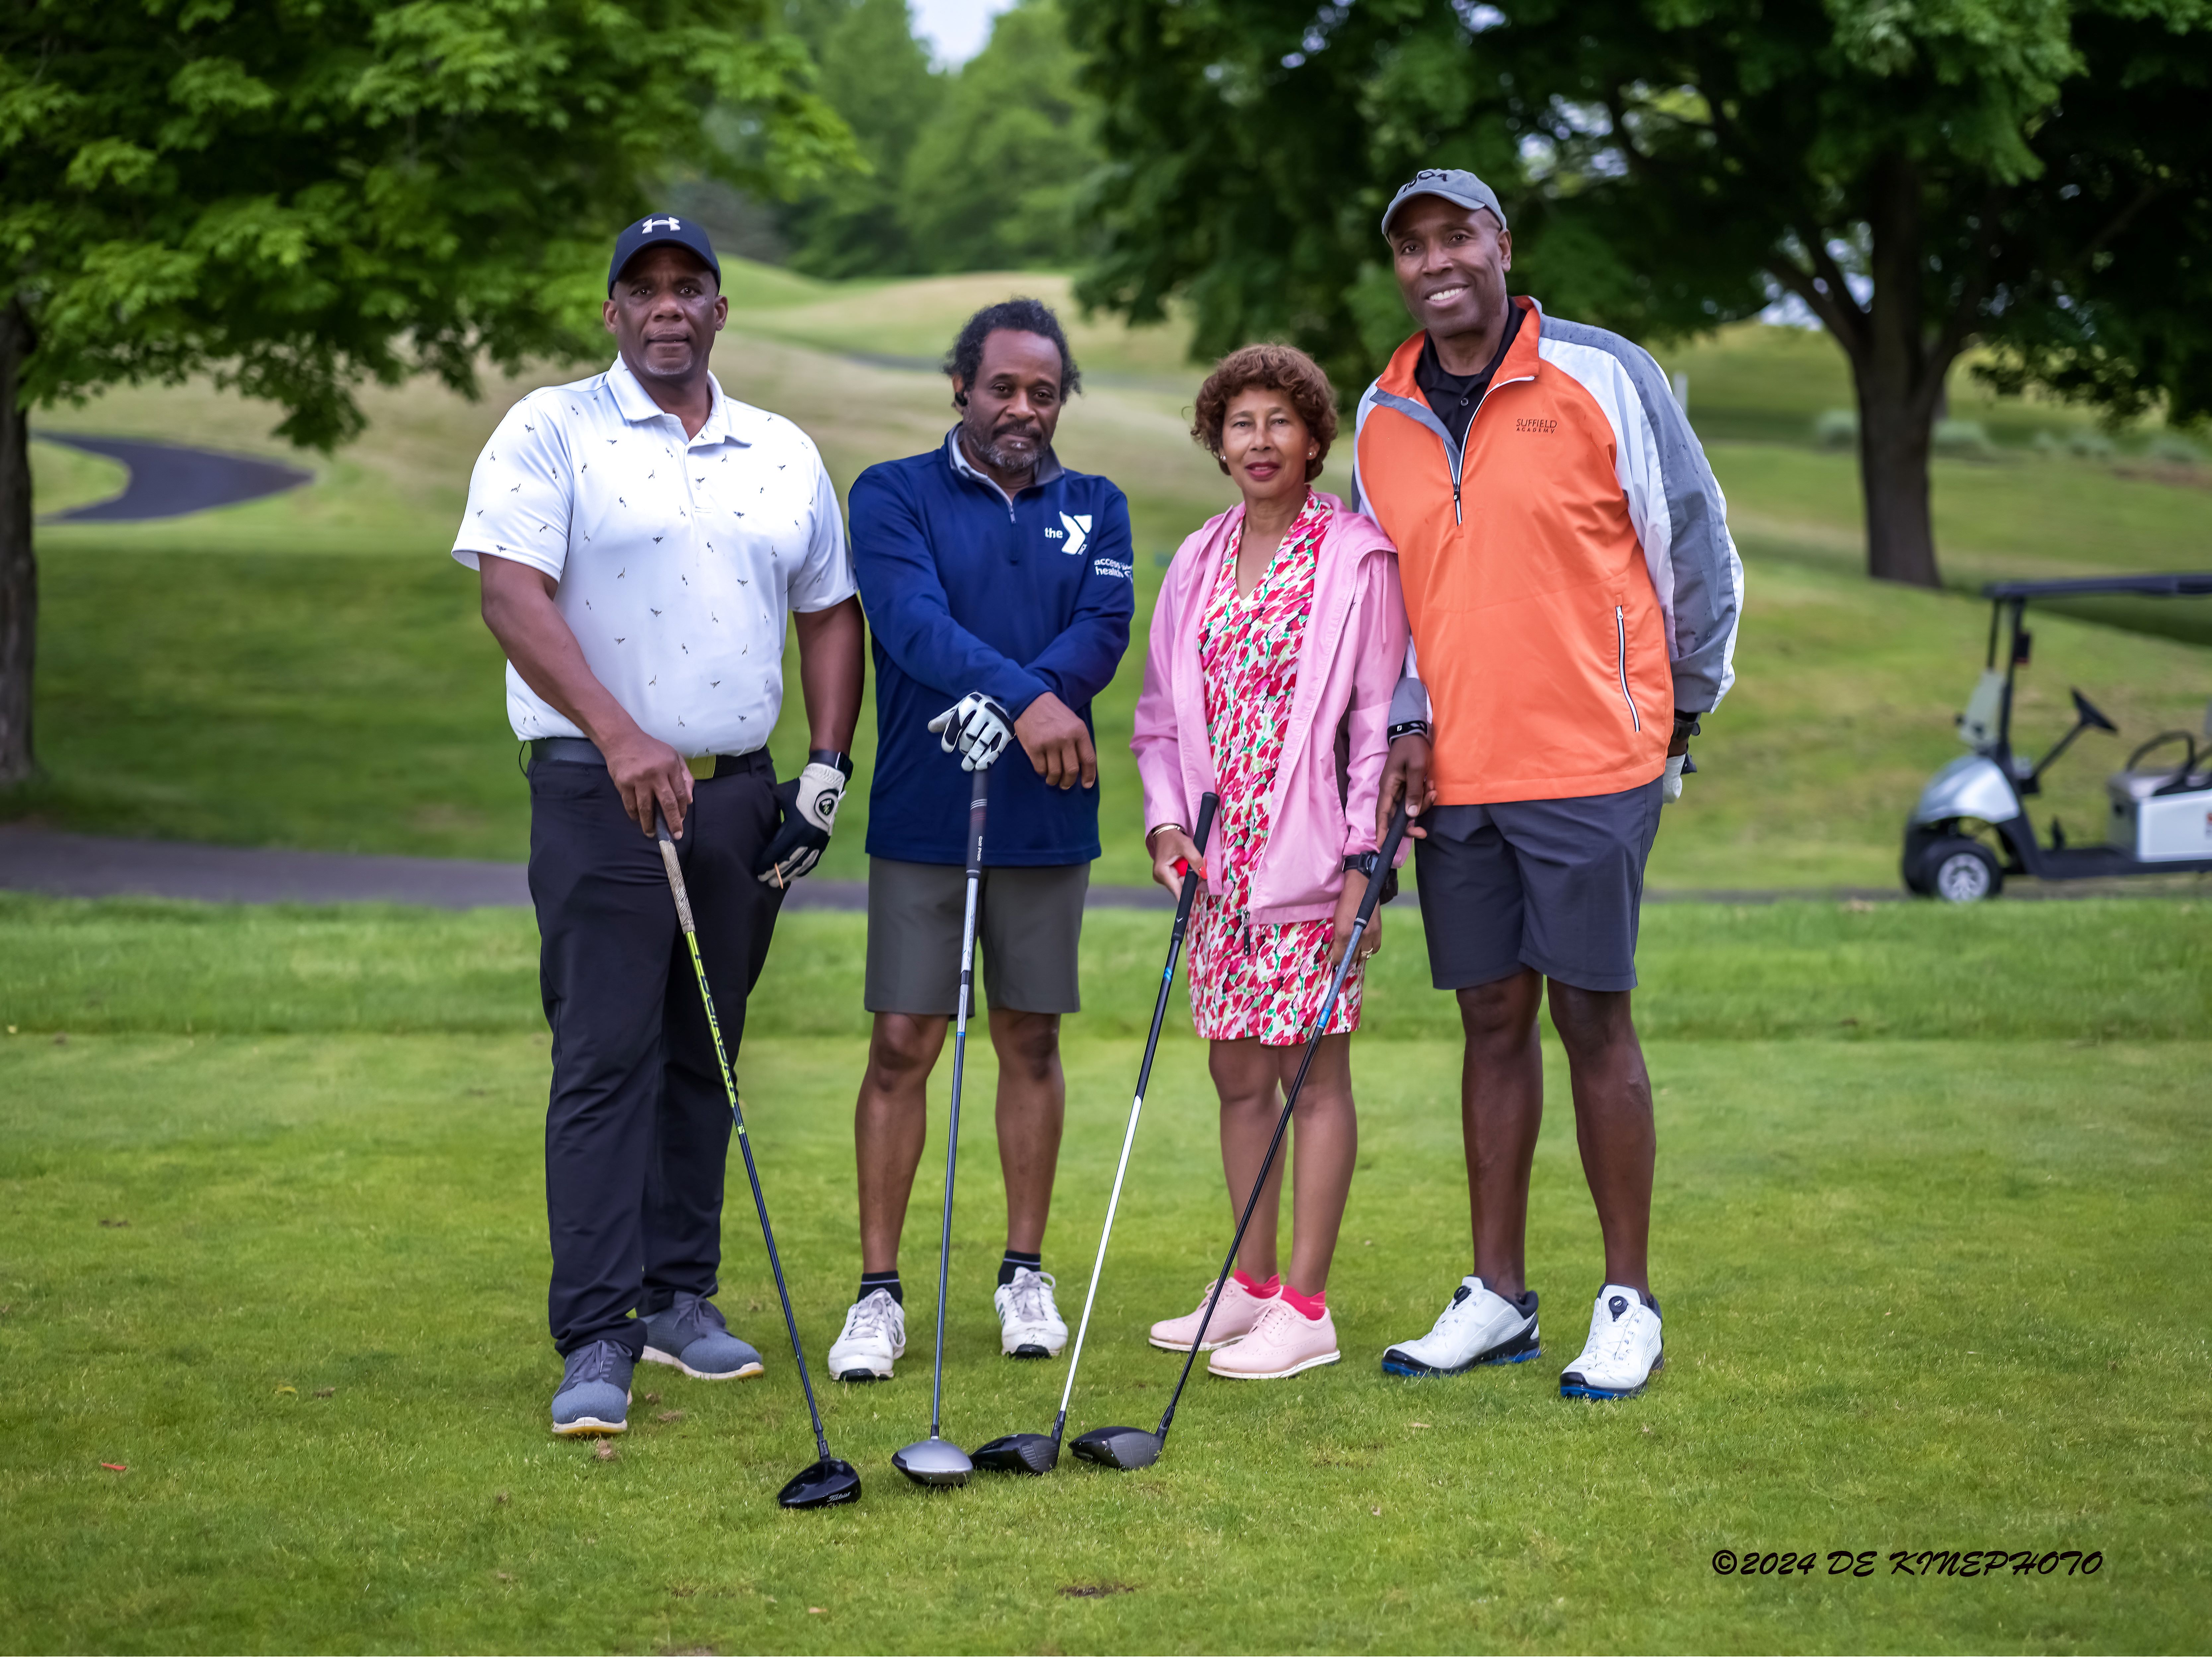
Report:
826,299,1135,1381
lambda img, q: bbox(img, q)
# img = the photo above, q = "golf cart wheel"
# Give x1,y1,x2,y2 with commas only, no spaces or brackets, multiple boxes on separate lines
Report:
1923,836,2002,904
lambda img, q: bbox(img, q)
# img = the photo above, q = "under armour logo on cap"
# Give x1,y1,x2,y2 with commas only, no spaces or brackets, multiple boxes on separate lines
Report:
607,213,721,293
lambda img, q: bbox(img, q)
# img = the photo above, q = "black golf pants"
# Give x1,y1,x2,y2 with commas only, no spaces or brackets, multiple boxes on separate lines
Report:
528,751,782,1359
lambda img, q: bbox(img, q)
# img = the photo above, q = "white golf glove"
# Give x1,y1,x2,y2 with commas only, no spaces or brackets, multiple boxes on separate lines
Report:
927,692,1014,772
754,754,851,887
1661,752,1687,804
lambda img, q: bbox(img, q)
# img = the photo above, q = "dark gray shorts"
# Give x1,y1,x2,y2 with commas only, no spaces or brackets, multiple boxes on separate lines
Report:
864,858,1088,1016
1414,781,1663,993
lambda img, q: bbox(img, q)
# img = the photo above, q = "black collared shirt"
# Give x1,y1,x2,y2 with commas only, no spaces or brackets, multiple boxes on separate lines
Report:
1414,301,1525,449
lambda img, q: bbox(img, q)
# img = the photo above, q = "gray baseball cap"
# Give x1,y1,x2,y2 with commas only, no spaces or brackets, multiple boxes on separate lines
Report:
1380,168,1509,238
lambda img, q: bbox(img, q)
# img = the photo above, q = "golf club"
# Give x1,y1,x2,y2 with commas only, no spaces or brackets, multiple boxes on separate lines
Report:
892,762,991,1488
974,791,1221,1476
652,809,861,1510
1070,802,1411,1472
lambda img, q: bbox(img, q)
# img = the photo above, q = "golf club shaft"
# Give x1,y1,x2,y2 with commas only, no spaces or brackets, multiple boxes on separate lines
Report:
654,813,835,1464
930,764,991,1442
1049,792,1220,1446
1154,804,1410,1444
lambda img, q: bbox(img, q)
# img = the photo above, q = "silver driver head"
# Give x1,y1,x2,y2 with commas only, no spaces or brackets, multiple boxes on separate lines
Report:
892,1436,973,1486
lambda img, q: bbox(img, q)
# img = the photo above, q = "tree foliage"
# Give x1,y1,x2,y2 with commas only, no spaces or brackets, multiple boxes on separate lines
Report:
775,0,946,276
0,0,858,782
774,0,1100,277
3,0,855,447
1068,0,2212,587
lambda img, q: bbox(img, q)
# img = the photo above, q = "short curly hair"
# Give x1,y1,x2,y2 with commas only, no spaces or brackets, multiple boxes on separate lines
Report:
942,297,1081,397
1191,344,1339,482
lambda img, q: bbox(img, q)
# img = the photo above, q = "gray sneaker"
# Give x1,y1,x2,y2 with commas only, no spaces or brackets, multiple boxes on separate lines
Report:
552,1339,633,1437
641,1292,765,1381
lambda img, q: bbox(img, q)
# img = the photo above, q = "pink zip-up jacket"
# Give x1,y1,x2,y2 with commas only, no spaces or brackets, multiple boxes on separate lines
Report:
1133,493,1411,926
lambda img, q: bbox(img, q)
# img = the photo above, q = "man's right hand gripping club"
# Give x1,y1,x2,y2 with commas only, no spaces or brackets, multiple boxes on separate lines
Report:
930,689,1098,788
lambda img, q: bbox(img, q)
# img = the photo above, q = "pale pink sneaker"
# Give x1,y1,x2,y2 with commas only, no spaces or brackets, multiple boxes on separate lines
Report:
1148,1276,1276,1353
1207,1299,1342,1380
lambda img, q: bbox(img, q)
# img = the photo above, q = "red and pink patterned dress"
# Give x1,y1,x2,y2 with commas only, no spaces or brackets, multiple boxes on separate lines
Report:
1188,492,1364,1047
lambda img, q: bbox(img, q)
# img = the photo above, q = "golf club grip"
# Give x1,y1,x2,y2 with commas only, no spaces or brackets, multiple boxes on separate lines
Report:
965,762,990,875
1155,802,1410,1441
653,810,696,935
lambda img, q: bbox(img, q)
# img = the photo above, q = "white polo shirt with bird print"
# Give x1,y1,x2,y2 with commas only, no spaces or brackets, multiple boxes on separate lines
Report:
451,355,853,756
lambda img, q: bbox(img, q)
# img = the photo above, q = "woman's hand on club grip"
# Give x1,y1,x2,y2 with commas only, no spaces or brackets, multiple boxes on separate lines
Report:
1147,825,1204,895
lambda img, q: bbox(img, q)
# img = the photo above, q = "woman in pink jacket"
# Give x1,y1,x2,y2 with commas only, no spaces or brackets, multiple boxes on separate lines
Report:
1133,344,1409,1380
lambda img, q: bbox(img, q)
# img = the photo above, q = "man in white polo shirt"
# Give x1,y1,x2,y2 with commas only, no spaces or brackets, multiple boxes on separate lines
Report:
453,214,864,1438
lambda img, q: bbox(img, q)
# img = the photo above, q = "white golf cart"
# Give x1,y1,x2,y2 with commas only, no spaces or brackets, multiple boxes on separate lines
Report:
1903,574,2212,901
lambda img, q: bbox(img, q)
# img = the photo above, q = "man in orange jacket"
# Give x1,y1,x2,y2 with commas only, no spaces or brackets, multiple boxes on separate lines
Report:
1357,168,1742,1400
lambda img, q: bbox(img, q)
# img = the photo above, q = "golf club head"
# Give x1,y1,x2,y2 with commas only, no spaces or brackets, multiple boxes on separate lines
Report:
891,1436,973,1487
1069,1425,1162,1471
972,1431,1059,1475
777,1457,862,1510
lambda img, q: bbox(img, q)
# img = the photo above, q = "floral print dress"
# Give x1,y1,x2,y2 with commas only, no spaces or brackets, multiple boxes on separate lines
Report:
1187,492,1364,1047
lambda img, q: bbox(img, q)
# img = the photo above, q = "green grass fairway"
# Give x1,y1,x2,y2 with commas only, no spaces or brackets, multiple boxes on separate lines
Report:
2,899,2207,1652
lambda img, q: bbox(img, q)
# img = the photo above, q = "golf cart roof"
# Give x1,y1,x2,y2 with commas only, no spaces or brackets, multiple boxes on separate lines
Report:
1983,573,2212,599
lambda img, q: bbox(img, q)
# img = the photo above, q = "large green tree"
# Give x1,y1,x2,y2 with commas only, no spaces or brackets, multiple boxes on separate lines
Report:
903,0,1100,273
1069,0,2212,588
0,0,856,784
775,0,945,276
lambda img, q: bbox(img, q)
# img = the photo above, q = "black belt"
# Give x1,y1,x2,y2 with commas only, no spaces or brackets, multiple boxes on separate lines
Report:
527,737,768,779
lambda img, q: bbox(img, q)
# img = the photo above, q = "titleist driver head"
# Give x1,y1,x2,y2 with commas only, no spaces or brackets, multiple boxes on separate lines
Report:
892,1436,972,1487
777,1457,862,1509
972,1431,1058,1475
1069,1425,1161,1471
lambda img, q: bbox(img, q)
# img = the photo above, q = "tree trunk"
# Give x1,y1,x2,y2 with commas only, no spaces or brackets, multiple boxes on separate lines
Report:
1851,153,1950,589
1855,377,1942,589
0,298,34,784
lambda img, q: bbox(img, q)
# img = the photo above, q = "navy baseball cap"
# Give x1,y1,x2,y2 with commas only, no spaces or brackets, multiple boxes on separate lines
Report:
1381,168,1509,237
607,213,721,292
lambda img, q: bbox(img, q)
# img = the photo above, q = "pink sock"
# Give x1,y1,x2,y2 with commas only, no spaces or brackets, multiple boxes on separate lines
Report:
1231,1267,1280,1300
1281,1284,1328,1321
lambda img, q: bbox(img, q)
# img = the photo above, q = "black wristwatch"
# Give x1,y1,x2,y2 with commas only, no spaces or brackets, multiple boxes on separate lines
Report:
810,748,855,779
1387,719,1431,744
1670,712,1701,745
1343,851,1382,878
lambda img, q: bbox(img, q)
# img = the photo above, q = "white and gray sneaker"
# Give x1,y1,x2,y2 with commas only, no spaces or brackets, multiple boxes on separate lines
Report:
1559,1284,1663,1399
1380,1276,1541,1376
994,1266,1069,1359
825,1288,906,1383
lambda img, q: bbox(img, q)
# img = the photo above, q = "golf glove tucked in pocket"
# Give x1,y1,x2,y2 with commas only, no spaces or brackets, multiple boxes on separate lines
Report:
928,692,1014,772
755,756,850,886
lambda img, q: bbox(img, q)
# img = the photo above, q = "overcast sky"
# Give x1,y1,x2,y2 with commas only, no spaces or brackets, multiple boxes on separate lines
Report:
909,0,1015,65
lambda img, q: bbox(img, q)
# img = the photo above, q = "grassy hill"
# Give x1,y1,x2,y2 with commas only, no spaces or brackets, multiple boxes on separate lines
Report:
14,262,2212,890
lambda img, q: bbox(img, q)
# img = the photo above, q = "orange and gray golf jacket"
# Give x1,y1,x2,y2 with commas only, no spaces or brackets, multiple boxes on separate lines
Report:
1353,298,1743,804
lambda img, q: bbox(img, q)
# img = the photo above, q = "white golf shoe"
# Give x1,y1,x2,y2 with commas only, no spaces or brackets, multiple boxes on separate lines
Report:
1380,1276,1541,1376
1558,1284,1663,1399
994,1266,1068,1359
825,1288,906,1383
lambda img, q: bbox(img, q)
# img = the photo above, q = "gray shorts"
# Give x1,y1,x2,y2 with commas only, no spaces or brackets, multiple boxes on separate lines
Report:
864,858,1088,1016
1414,781,1663,993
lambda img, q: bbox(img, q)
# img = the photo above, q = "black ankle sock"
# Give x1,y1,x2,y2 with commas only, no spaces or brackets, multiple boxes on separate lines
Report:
859,1270,903,1306
998,1248,1041,1288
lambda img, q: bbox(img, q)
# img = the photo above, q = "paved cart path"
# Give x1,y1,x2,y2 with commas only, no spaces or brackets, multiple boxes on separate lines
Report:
37,433,312,523
0,825,1938,910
